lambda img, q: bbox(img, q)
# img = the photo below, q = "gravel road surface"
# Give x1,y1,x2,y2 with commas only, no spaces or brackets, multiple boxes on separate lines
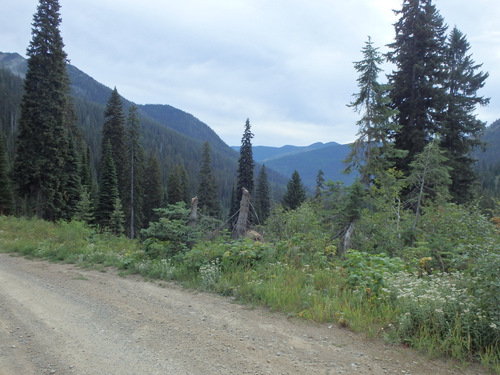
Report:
0,253,490,374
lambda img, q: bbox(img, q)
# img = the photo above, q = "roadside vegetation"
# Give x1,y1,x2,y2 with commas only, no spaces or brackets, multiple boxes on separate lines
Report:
1,192,499,373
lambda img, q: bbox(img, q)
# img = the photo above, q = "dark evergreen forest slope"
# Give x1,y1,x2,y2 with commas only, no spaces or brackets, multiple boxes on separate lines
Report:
0,52,242,207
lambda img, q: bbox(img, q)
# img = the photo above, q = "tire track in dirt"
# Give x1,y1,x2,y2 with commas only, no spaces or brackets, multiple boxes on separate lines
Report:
0,253,491,374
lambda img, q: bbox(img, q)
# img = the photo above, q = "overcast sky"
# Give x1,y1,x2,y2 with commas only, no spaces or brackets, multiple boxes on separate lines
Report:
1,1,499,146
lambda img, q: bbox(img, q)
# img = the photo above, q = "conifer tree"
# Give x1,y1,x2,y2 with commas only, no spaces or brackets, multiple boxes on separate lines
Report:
0,131,13,215
232,119,255,220
73,189,94,224
109,197,125,236
126,105,144,238
314,169,325,201
101,88,127,202
61,138,82,220
95,141,120,229
80,143,93,193
281,170,307,210
13,0,73,220
167,165,190,205
197,142,220,217
387,0,448,175
440,27,489,203
142,155,163,226
254,164,271,224
346,37,400,185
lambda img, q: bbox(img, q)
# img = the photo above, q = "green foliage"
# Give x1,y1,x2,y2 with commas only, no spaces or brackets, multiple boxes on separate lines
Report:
101,88,127,201
232,118,255,219
254,164,271,224
383,271,499,360
441,27,489,203
108,197,125,236
13,0,75,221
95,141,120,229
0,131,13,215
343,251,406,297
125,104,145,239
73,189,94,224
167,164,190,205
281,170,307,210
346,36,399,185
142,155,163,226
197,142,220,217
413,202,497,272
140,203,191,258
388,0,448,176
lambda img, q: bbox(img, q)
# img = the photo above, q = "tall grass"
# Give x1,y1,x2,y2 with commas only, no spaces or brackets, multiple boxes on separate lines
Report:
1,215,498,373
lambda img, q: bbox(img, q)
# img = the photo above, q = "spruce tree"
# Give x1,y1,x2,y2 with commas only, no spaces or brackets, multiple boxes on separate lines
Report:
232,119,255,219
0,131,14,215
347,37,400,185
440,27,489,203
314,169,325,200
73,189,94,224
387,0,448,175
126,105,144,238
254,164,271,224
197,142,220,217
61,138,82,220
13,0,73,220
281,170,307,210
142,155,163,226
109,197,125,236
101,88,127,202
95,141,120,229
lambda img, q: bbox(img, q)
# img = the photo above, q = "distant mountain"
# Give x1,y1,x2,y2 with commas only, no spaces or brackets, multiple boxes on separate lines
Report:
232,142,354,188
0,52,26,78
0,51,241,208
233,142,339,162
0,51,352,202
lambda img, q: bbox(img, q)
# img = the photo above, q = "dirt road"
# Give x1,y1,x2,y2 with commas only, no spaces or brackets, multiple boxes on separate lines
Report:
0,253,490,374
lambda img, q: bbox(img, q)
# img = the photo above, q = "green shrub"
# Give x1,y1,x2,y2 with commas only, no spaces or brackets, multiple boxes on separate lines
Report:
343,250,406,296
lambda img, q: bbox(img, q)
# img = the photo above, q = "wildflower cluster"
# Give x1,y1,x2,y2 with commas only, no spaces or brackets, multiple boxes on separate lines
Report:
199,259,221,290
383,271,499,354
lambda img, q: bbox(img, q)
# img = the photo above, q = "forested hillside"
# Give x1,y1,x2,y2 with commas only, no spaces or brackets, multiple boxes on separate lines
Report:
0,53,240,208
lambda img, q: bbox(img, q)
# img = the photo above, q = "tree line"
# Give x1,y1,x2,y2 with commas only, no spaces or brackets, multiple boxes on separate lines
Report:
0,0,495,239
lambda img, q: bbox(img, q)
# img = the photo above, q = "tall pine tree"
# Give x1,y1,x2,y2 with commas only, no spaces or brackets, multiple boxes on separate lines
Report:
346,37,400,186
101,88,127,203
281,170,307,211
95,141,120,229
197,142,220,217
126,105,144,238
231,119,255,220
440,27,489,203
387,0,448,175
13,0,74,220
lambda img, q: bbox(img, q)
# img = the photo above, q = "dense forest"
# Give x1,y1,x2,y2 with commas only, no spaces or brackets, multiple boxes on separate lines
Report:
0,0,499,372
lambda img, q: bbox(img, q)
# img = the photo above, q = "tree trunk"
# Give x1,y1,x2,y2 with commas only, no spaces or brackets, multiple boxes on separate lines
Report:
189,196,198,228
233,188,250,239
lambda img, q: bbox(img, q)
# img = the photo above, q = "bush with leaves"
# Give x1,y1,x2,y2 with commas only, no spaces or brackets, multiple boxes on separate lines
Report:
140,203,192,258
413,202,498,272
343,250,406,297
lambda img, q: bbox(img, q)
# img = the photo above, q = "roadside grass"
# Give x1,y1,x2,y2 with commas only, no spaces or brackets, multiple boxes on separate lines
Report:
0,215,498,374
